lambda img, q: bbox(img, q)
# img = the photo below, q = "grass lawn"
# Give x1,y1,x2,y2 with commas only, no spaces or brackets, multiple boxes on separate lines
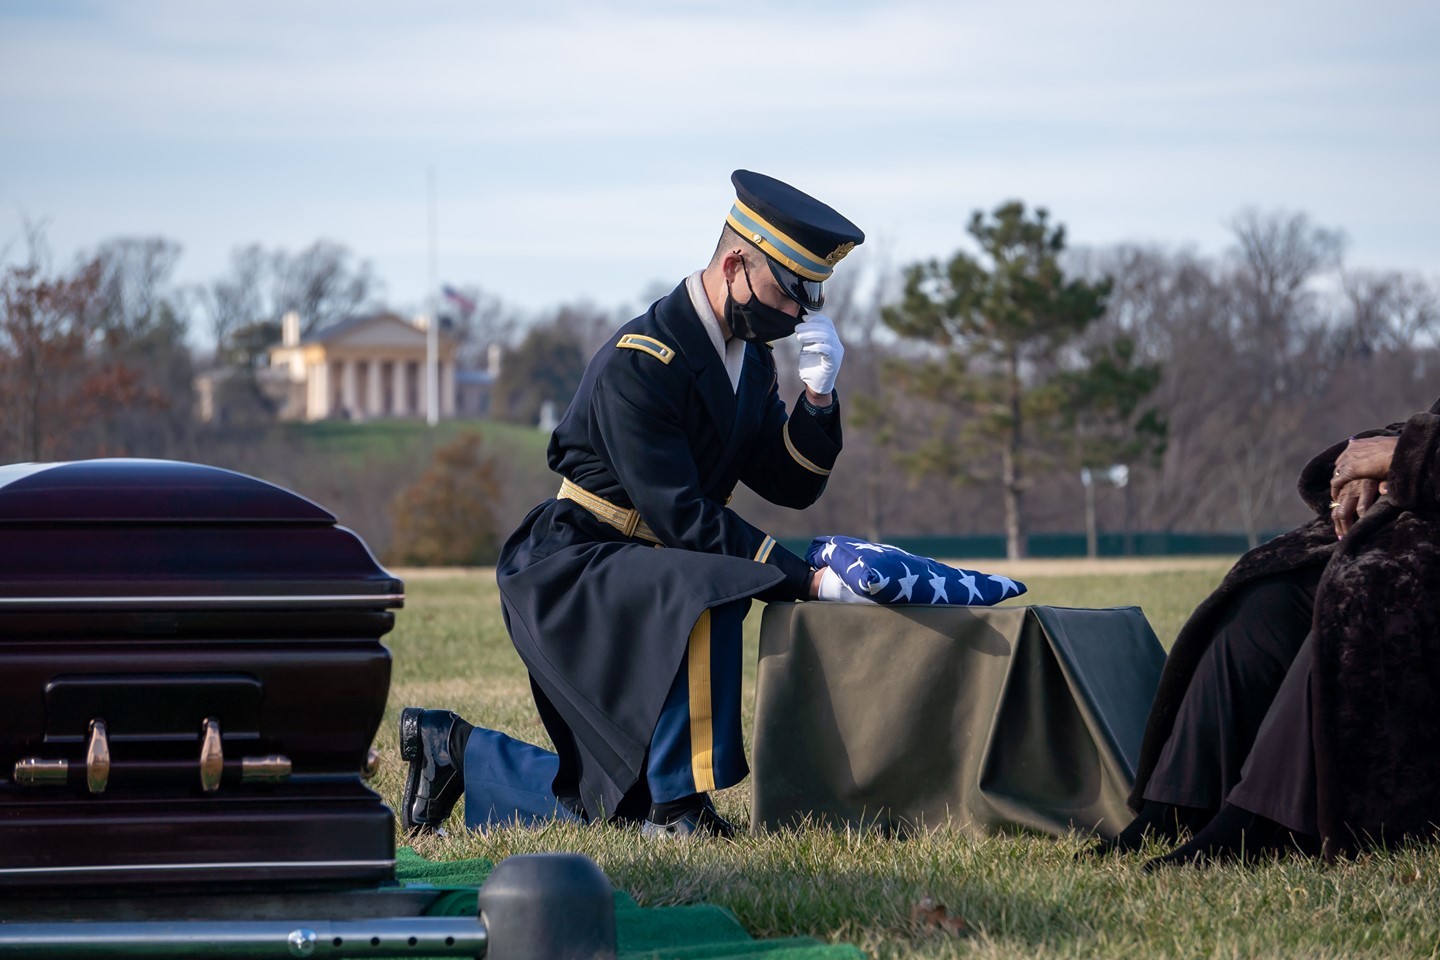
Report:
373,561,1440,959
284,417,550,469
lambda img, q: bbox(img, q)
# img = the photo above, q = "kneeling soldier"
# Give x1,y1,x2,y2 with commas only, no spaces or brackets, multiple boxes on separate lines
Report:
402,170,864,838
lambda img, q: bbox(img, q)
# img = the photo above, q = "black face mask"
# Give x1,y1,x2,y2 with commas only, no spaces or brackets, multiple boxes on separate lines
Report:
724,260,803,342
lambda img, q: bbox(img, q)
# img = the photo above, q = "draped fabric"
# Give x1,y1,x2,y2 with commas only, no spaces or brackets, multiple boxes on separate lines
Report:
751,603,1164,838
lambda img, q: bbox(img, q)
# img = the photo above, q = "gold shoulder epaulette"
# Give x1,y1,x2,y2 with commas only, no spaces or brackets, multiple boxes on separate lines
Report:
616,334,676,364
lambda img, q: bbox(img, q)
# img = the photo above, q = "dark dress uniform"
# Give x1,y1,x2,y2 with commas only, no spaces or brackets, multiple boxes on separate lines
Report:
399,169,864,836
495,279,843,822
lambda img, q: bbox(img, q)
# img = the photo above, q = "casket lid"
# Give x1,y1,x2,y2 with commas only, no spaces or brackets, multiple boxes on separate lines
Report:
0,460,401,610
0,460,334,524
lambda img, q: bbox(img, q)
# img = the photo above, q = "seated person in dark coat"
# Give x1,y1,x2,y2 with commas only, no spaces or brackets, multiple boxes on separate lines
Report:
1102,396,1440,867
398,171,865,839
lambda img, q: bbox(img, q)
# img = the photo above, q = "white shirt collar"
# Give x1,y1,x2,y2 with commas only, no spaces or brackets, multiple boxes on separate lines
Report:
686,271,746,392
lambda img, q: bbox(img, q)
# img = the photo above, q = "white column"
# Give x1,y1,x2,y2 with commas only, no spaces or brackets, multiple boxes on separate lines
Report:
366,358,382,417
341,359,358,418
440,361,456,418
310,362,330,420
306,365,320,420
394,357,409,417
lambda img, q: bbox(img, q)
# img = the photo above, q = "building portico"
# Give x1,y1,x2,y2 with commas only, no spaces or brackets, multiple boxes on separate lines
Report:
268,312,461,422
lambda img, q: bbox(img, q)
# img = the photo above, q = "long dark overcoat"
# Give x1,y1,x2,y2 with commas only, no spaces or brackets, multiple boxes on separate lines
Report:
1129,399,1440,855
496,280,842,820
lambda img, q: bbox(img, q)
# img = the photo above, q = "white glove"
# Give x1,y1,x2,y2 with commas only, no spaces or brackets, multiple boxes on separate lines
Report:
816,566,874,604
794,314,843,397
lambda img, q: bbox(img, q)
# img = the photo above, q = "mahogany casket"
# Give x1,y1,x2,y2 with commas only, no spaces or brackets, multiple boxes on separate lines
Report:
0,459,402,893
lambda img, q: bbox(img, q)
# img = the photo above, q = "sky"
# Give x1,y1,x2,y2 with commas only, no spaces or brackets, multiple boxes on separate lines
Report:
2,0,1438,335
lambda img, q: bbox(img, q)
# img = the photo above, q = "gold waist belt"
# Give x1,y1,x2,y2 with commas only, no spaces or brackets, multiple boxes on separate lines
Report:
558,478,662,545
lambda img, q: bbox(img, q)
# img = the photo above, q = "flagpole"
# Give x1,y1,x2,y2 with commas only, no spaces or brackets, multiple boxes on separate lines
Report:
426,165,439,427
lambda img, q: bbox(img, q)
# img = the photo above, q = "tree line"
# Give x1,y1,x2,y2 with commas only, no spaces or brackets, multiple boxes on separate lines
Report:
2,205,1436,561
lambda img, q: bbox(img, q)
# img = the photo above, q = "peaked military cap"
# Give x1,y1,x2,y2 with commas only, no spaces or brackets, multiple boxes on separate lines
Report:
726,170,865,310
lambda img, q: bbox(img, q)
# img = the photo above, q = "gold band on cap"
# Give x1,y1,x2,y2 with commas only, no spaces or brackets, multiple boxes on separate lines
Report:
727,200,834,281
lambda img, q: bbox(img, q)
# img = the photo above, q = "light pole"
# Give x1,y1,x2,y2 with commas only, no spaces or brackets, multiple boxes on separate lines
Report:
426,166,439,426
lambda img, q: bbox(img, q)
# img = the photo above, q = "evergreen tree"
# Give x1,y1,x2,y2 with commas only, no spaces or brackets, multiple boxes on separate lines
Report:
882,201,1111,559
1046,337,1166,556
492,320,587,427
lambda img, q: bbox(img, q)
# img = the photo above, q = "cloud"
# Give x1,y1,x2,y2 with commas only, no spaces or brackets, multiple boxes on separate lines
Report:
6,0,1434,144
2,0,1437,310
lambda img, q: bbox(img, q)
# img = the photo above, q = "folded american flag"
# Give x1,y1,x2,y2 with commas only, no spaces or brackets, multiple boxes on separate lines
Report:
805,536,1026,606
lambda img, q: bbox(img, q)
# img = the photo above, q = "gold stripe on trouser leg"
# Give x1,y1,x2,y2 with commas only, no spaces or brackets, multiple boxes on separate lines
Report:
687,608,715,793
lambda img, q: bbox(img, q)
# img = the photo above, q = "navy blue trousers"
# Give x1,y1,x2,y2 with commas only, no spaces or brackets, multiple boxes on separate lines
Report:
461,599,749,827
646,599,749,802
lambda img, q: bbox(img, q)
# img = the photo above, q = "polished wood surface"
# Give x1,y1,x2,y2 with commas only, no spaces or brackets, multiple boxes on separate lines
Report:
0,459,402,892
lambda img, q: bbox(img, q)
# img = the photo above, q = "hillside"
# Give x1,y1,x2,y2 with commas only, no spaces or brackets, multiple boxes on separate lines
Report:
195,418,554,562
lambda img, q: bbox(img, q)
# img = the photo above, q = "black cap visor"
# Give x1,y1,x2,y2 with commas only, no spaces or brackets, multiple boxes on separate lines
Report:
766,258,825,311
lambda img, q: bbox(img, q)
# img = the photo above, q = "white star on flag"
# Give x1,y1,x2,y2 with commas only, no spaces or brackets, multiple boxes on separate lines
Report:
987,574,1019,597
896,563,918,601
928,572,949,604
959,573,982,602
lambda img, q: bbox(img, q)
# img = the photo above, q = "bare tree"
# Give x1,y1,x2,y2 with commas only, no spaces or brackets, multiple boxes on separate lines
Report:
550,301,619,362
270,240,380,336
1338,269,1439,356
87,237,183,337
1227,208,1345,396
1213,211,1345,544
439,283,520,372
77,237,195,457
198,244,266,353
0,230,151,461
199,239,381,360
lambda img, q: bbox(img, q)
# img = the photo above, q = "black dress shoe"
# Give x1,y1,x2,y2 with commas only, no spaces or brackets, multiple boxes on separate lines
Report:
1143,803,1318,871
398,707,470,834
640,794,736,840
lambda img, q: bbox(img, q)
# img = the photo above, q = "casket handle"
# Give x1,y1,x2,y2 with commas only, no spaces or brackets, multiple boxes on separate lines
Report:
199,717,223,792
86,718,110,795
12,758,67,787
240,754,292,783
362,746,381,781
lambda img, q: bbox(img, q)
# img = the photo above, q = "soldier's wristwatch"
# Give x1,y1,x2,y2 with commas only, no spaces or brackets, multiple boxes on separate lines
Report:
801,393,836,418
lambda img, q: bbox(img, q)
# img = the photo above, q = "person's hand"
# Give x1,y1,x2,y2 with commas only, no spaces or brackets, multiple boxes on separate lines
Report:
813,566,874,603
795,314,843,400
1331,478,1383,539
1330,436,1398,502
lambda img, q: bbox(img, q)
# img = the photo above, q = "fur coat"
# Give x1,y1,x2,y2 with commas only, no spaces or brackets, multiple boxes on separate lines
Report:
1129,399,1440,856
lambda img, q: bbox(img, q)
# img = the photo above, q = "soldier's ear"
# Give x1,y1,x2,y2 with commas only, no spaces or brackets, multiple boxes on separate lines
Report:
721,249,746,284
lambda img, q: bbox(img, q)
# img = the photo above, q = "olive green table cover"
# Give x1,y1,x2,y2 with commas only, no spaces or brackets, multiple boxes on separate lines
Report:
751,603,1165,839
